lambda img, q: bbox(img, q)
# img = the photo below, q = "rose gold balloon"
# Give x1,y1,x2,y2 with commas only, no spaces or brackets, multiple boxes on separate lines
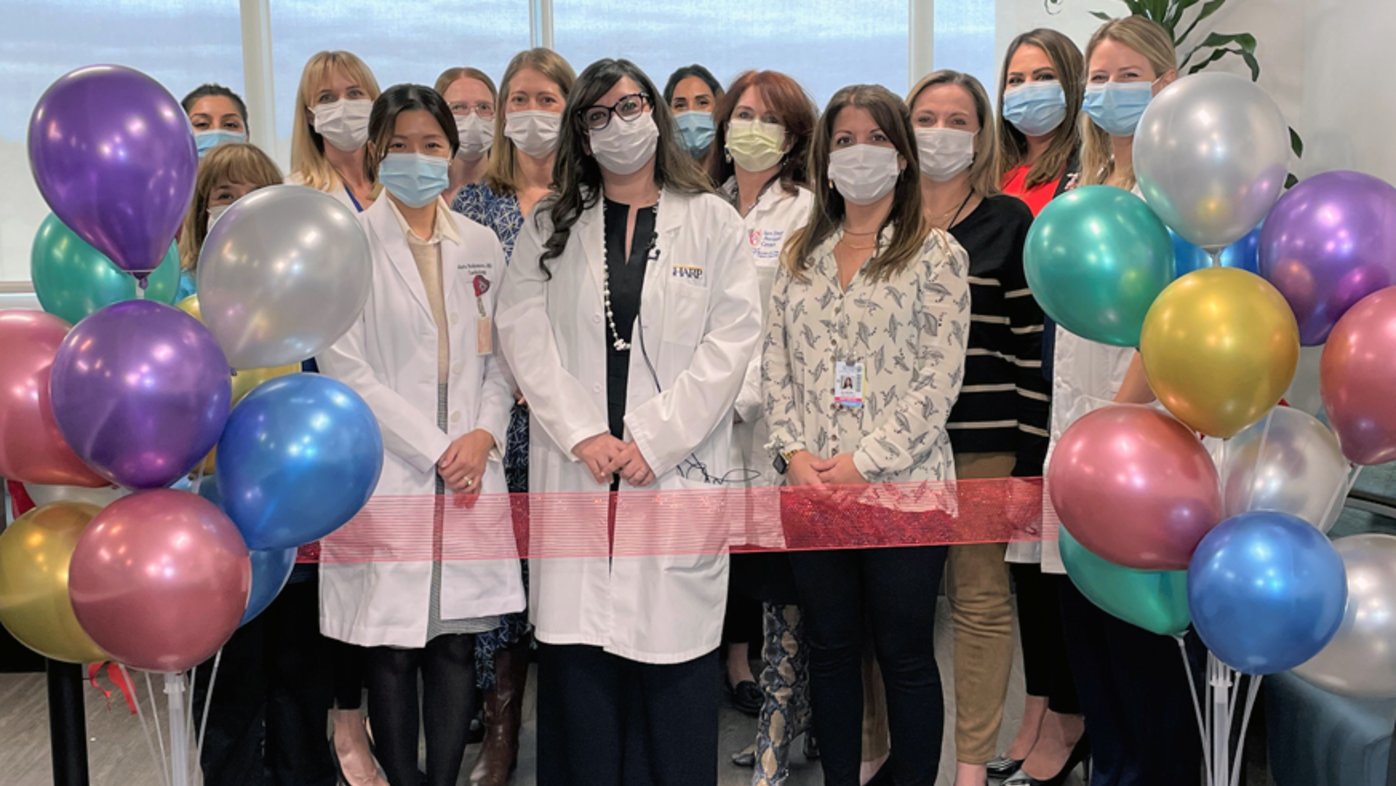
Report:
0,310,106,486
1321,286,1396,465
1048,404,1222,570
68,489,250,672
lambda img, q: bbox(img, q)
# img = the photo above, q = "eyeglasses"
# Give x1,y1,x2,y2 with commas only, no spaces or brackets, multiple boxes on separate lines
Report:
450,101,496,119
580,93,650,131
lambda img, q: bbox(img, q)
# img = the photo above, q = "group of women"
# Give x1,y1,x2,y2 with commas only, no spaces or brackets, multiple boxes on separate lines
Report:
173,13,1201,786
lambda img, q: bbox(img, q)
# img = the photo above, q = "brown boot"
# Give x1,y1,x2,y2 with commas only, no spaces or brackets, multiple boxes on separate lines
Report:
470,643,528,786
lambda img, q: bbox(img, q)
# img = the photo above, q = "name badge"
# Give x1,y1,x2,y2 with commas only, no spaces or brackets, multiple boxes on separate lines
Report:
834,359,865,409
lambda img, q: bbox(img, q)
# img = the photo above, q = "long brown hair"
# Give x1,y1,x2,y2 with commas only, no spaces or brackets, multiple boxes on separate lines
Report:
485,48,576,196
711,69,817,194
538,58,712,275
997,28,1084,190
1080,16,1177,187
908,69,1003,198
783,84,928,284
178,143,284,272
289,51,381,191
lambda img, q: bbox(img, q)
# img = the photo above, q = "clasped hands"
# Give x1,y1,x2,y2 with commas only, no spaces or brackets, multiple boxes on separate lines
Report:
573,432,656,487
437,429,496,494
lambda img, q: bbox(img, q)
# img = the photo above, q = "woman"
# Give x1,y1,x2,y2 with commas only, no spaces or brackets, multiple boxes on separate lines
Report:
763,83,970,786
176,143,280,298
989,27,1088,786
496,58,760,786
289,50,382,212
182,84,248,158
908,69,1046,786
1039,16,1197,786
317,83,523,786
449,46,575,786
435,67,498,202
710,68,820,786
664,64,724,178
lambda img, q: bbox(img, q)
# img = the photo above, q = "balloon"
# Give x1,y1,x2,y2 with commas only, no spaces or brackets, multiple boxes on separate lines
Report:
1134,72,1289,250
176,296,300,401
23,482,127,509
243,547,296,625
28,65,196,278
1171,225,1261,278
49,300,233,489
1140,268,1299,438
217,374,383,550
1293,534,1396,697
1218,407,1349,531
68,489,250,673
1049,405,1221,570
197,186,371,368
0,311,106,487
1259,171,1396,345
1023,185,1173,347
1321,287,1396,465
31,214,180,324
1188,511,1347,675
1059,528,1190,636
0,502,108,663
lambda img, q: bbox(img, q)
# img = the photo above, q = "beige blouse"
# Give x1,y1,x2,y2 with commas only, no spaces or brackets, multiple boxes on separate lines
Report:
388,199,462,383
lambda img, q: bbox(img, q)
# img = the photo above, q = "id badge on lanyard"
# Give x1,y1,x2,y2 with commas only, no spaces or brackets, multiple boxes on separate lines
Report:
834,359,865,409
472,274,493,355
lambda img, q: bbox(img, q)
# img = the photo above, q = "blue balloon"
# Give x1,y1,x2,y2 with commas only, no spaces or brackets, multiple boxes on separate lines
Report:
216,373,383,550
242,547,296,625
1172,225,1262,278
1188,511,1347,674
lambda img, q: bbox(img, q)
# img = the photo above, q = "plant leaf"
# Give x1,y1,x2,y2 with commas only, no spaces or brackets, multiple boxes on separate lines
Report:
1196,31,1257,52
1285,173,1299,189
1165,0,1199,35
1289,127,1304,158
1091,9,1115,20
1186,46,1248,76
1177,0,1230,45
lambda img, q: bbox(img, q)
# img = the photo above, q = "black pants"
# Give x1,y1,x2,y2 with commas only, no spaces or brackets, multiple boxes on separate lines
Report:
1059,579,1202,786
536,644,718,786
195,580,336,786
1011,563,1079,714
790,545,949,786
364,634,477,786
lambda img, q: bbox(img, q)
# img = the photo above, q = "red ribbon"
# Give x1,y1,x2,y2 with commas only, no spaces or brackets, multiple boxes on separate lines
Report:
87,661,138,715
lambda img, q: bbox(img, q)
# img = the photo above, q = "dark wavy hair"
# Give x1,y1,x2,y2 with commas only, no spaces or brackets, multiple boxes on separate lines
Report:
364,84,460,181
662,64,722,106
181,83,248,126
538,58,712,275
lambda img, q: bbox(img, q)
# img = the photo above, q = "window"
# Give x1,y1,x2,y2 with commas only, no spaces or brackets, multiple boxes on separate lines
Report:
933,0,997,95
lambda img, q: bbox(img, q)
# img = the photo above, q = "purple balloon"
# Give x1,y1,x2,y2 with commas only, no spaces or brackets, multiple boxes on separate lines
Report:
28,65,197,278
1259,171,1396,345
50,300,232,489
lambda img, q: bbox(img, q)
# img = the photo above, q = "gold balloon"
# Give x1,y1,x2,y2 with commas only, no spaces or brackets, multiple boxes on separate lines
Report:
1141,267,1300,438
0,502,108,663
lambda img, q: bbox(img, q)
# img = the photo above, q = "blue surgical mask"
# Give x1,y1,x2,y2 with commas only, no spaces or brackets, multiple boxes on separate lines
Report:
1083,81,1156,137
378,152,450,208
1003,82,1068,137
195,129,246,157
674,111,716,156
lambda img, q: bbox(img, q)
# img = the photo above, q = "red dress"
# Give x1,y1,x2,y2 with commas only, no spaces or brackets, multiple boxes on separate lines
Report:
1002,164,1065,217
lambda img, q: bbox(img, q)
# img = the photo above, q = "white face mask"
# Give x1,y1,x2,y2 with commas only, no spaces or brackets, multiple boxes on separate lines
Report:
915,127,975,182
828,144,901,205
454,113,494,158
207,203,230,229
588,113,660,176
504,110,562,158
312,99,373,152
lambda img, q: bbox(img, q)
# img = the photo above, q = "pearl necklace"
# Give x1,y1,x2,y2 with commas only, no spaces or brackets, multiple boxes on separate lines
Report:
601,193,660,352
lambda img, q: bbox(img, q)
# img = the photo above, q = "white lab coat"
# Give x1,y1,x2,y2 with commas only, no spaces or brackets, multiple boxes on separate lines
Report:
286,172,362,212
317,196,525,648
496,189,761,664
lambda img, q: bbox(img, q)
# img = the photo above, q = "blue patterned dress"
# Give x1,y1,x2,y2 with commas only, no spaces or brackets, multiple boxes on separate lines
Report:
451,182,531,688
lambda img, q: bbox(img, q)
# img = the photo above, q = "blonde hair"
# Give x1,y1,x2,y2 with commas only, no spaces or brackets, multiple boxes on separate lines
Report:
485,48,576,195
907,69,1003,199
178,143,284,272
997,28,1085,190
433,67,498,102
289,51,382,192
1080,17,1177,187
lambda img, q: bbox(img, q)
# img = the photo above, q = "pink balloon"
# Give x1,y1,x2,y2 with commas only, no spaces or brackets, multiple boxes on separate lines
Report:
1321,286,1396,465
0,310,106,487
69,489,250,672
1049,405,1222,570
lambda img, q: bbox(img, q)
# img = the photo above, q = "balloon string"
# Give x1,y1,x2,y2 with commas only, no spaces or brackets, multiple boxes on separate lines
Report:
121,664,170,786
1177,636,1213,786
197,649,222,762
1242,412,1277,512
144,671,171,786
1229,675,1263,786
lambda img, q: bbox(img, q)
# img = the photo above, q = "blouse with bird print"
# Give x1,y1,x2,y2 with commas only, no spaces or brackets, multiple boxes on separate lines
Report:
762,226,971,484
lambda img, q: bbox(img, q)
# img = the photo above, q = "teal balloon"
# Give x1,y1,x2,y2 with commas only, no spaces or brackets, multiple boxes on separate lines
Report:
31,214,180,324
1024,185,1173,347
1060,527,1191,636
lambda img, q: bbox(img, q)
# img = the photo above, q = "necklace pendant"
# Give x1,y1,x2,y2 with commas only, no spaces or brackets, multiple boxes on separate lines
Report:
614,339,628,351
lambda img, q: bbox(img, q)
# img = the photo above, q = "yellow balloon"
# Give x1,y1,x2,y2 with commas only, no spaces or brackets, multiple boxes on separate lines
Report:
176,293,202,321
0,502,109,663
1141,268,1300,438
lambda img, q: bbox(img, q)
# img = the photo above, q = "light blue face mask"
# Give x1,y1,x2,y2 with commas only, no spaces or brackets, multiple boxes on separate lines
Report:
195,129,246,157
674,111,716,156
1082,81,1156,137
378,152,450,208
1003,82,1068,137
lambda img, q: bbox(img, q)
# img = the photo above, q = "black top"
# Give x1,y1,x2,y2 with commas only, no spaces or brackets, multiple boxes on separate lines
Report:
945,194,1050,476
603,198,658,442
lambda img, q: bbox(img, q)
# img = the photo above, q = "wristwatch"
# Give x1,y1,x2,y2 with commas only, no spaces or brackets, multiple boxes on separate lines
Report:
773,448,796,475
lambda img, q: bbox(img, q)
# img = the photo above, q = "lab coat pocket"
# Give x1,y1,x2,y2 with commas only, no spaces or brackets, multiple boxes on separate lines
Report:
661,280,707,348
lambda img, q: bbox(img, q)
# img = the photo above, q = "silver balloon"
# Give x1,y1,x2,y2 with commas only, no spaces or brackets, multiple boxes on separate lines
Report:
23,482,128,508
197,185,371,369
1134,72,1289,250
1294,534,1396,697
1218,407,1349,532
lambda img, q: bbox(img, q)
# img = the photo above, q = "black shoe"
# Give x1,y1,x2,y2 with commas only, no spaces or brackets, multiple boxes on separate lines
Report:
864,762,894,786
726,679,762,716
730,743,756,767
1003,737,1091,786
802,733,820,761
988,754,1025,780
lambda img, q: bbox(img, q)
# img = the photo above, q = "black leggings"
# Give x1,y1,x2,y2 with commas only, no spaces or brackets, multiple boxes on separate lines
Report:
1011,563,1080,714
364,634,477,786
790,545,949,786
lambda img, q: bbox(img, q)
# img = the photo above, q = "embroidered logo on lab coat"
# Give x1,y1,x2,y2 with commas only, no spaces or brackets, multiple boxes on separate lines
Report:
749,228,787,260
671,264,705,284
